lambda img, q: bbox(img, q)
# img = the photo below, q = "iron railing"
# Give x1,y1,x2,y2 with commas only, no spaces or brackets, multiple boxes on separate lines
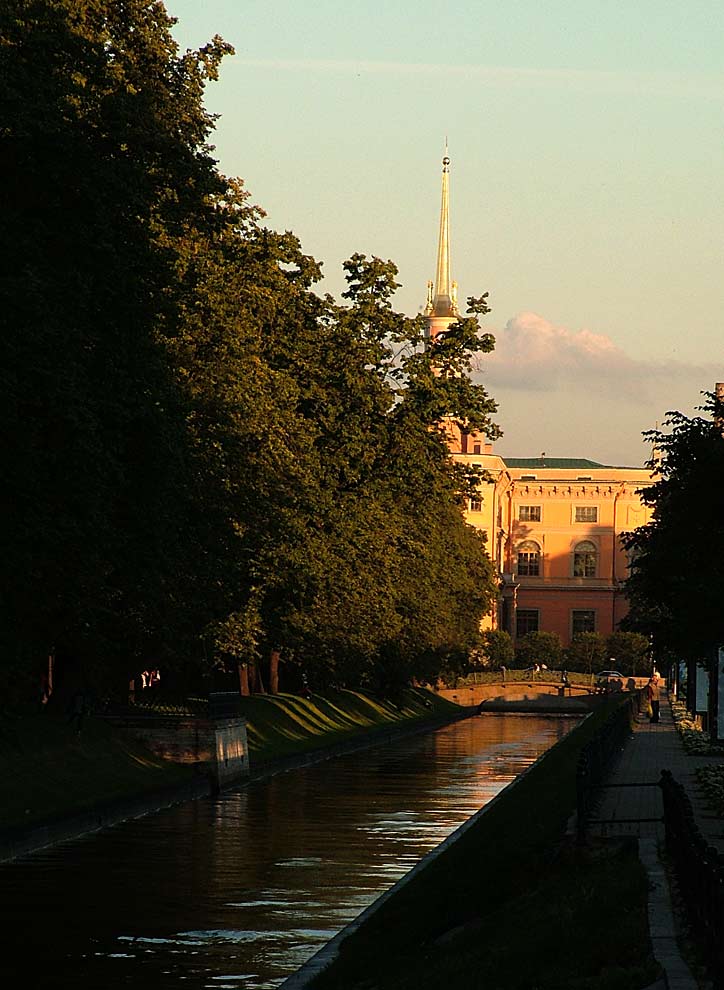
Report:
576,692,641,841
660,768,724,988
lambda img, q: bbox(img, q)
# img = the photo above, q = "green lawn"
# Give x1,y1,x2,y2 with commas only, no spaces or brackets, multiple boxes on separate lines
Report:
240,687,461,762
0,711,195,832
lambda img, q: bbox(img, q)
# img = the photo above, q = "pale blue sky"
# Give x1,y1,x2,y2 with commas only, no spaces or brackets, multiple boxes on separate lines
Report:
166,1,724,464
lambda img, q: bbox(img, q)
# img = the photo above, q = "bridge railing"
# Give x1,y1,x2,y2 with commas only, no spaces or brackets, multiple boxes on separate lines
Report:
660,768,724,985
576,692,641,842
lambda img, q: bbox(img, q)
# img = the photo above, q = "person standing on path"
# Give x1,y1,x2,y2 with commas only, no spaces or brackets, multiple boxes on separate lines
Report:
647,674,661,723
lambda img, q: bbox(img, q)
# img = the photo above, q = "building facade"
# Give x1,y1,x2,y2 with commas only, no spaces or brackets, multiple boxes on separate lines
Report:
453,449,653,646
423,151,654,646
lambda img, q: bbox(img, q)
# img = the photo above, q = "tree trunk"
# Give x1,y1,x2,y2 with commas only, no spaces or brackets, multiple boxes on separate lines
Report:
269,649,280,695
249,658,266,695
238,662,250,697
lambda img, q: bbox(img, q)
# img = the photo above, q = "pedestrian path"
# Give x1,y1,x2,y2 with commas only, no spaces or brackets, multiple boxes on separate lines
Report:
590,690,724,990
592,689,724,851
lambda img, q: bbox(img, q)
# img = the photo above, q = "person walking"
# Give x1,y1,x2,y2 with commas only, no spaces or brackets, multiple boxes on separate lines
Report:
646,674,661,723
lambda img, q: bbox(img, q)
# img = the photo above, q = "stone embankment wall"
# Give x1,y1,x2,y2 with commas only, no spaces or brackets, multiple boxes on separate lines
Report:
106,715,249,789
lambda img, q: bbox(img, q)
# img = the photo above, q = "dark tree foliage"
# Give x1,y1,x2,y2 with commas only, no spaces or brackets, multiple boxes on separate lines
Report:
605,631,649,677
475,630,514,670
1,0,501,701
623,393,724,666
564,633,607,674
0,0,234,697
514,631,563,670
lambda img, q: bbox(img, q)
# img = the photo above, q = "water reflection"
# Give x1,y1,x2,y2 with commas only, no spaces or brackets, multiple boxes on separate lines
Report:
0,714,577,988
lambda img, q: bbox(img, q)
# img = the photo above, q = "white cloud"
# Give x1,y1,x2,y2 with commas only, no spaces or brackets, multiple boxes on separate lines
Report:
479,312,717,402
473,312,721,464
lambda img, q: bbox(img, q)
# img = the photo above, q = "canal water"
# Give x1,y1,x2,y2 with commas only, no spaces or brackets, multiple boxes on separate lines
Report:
0,714,577,989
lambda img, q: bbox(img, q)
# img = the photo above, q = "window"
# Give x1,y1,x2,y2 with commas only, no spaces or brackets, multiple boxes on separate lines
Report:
520,474,537,481
473,442,482,454
517,540,541,576
518,505,541,522
469,498,483,512
575,506,598,523
573,540,597,577
576,476,592,481
516,609,539,637
572,610,596,634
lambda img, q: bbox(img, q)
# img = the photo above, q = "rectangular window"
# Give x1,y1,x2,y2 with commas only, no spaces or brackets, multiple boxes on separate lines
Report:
519,505,541,522
516,609,539,637
472,442,482,454
575,506,598,523
572,610,596,634
469,498,483,512
573,550,596,577
517,551,540,576
520,474,537,481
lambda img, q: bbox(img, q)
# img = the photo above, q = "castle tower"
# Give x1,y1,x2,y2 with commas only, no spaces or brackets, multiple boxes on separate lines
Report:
424,146,460,340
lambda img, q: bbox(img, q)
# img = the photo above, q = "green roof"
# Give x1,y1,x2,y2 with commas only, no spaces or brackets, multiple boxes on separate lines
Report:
502,457,608,469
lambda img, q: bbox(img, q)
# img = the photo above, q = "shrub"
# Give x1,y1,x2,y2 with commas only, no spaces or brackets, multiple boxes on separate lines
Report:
565,632,607,674
476,630,514,670
605,632,650,677
515,631,563,669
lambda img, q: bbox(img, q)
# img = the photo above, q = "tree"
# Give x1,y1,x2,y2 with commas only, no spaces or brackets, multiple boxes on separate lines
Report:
1,1,503,703
239,254,501,693
623,392,724,668
515,631,563,670
1,0,235,698
564,633,606,674
476,630,514,670
605,632,649,678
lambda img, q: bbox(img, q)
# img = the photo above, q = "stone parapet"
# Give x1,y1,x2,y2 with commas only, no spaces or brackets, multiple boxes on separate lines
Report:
104,714,249,789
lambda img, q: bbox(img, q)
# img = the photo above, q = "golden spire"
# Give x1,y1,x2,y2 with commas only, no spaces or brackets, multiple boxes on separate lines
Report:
425,143,459,321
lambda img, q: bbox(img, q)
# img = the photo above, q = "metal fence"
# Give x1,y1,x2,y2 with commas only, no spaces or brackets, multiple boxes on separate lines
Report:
660,768,724,988
576,692,641,842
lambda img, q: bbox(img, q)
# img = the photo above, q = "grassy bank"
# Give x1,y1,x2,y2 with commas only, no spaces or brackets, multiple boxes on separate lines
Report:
0,712,195,832
0,688,460,834
310,696,659,990
239,687,461,762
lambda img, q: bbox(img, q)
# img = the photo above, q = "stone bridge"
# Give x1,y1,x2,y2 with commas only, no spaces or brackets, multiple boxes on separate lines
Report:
435,680,639,714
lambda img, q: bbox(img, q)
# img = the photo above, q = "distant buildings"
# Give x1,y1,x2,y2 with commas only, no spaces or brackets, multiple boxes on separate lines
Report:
424,151,654,645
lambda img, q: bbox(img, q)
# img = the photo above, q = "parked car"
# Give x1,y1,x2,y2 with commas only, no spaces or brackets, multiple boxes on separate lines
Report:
596,670,624,691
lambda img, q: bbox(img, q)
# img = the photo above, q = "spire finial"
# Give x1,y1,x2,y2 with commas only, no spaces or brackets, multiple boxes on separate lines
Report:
431,142,456,317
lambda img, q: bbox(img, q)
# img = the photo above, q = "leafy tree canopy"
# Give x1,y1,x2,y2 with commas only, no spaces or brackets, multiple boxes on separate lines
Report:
515,631,563,670
564,633,607,674
475,630,514,670
1,0,502,702
623,393,724,667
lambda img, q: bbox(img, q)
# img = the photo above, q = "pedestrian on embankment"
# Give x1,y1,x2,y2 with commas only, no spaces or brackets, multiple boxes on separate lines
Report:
646,674,661,723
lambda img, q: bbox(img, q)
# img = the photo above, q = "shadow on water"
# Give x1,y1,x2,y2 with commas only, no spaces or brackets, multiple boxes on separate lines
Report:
0,714,577,988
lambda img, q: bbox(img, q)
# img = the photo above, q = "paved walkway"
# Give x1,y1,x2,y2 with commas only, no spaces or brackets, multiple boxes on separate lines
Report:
590,690,724,990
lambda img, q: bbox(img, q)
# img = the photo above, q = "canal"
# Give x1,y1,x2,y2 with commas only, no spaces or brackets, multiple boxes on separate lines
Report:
0,713,578,988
